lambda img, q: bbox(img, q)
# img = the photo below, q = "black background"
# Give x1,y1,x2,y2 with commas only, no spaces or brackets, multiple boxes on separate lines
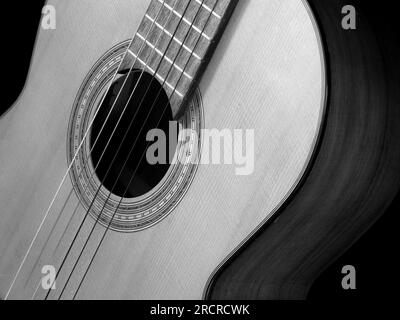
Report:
0,1,398,300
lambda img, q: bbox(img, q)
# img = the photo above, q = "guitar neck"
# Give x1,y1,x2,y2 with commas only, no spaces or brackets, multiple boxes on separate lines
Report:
125,0,238,117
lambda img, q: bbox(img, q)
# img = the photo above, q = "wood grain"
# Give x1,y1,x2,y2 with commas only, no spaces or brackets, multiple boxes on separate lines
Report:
0,0,326,299
207,0,400,299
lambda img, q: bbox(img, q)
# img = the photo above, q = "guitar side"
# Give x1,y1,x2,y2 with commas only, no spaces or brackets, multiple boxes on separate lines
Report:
208,0,400,299
1,0,328,299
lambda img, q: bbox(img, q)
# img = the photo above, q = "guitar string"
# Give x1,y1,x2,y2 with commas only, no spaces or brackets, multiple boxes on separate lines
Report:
4,20,140,301
70,0,218,300
56,0,202,299
44,0,197,300
59,0,213,299
53,0,178,256
27,0,178,300
28,0,176,300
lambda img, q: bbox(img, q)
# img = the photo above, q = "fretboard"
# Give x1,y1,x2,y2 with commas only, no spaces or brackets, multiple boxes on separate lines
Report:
123,0,238,117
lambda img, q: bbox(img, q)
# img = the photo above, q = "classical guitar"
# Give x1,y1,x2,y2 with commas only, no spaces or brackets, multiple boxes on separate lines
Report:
0,0,399,300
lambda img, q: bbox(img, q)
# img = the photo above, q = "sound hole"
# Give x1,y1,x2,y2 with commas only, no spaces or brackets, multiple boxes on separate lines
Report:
90,69,176,198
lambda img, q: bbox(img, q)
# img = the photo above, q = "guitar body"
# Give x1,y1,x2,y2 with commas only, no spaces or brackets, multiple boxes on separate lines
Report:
0,0,398,300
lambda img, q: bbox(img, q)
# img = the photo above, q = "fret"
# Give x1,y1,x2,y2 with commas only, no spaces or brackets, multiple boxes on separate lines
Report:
173,37,201,60
183,28,208,58
146,10,211,41
159,25,202,60
160,0,223,20
135,32,193,79
194,0,221,19
123,0,238,116
174,54,200,94
128,49,184,98
128,34,191,78
164,0,199,23
139,11,202,60
155,0,222,40
148,1,206,59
